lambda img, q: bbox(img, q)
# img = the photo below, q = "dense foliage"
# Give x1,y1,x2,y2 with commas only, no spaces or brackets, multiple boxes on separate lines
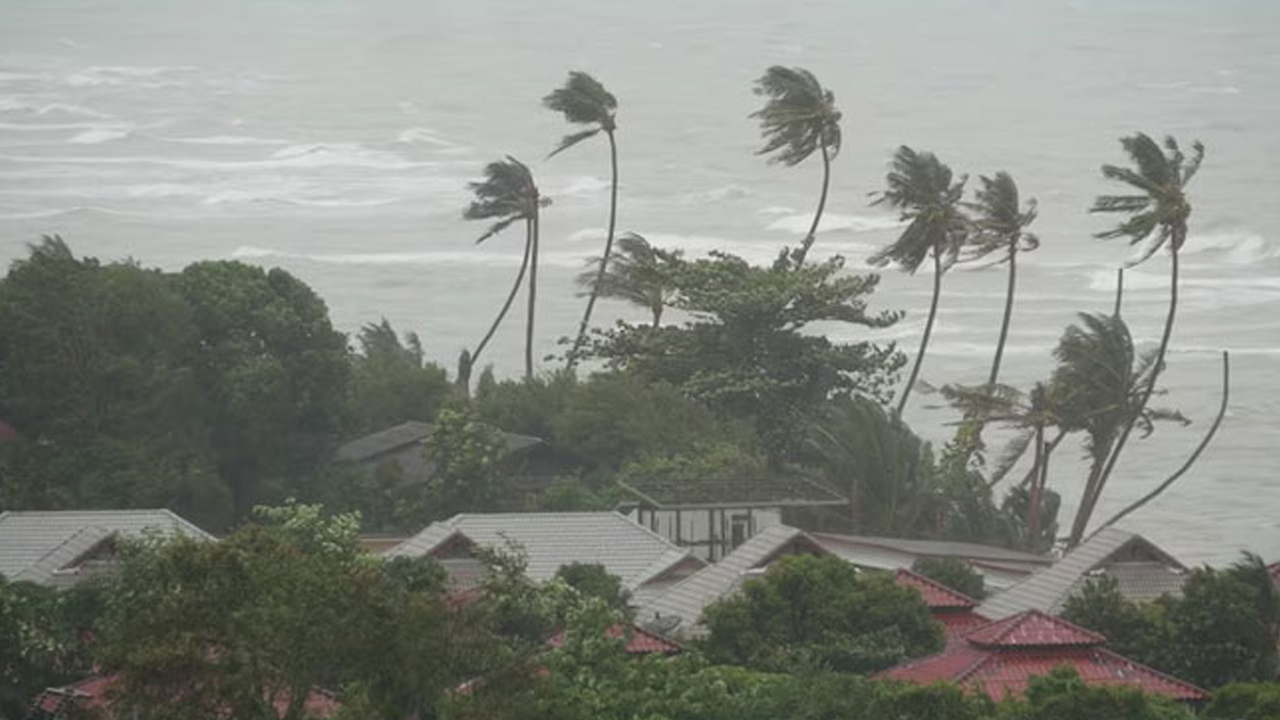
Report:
912,557,988,600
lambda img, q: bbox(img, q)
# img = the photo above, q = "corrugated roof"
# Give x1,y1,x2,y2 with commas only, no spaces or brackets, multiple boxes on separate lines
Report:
637,525,828,637
814,532,1050,567
895,568,979,610
617,476,847,509
880,611,1207,702
384,512,701,589
0,510,212,586
336,421,540,463
977,528,1185,618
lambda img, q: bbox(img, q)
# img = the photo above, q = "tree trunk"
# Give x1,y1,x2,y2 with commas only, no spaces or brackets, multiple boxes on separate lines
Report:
793,142,830,267
567,129,619,368
987,245,1017,387
525,212,539,379
1068,241,1181,547
896,249,943,416
1026,427,1048,550
471,235,532,366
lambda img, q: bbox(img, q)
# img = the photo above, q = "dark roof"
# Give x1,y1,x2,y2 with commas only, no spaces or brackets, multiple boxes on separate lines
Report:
336,421,542,465
617,476,847,510
880,610,1207,702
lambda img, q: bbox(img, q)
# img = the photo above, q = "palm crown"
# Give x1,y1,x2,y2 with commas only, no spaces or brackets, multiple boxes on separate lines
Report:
543,71,618,157
967,171,1039,263
870,146,969,272
463,156,546,243
1091,133,1204,264
750,66,842,166
574,233,682,327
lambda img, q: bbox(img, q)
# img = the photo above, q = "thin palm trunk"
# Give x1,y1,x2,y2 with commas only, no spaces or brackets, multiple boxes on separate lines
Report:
525,213,540,379
651,304,663,329
472,235,533,365
795,143,830,266
1069,241,1180,547
897,249,943,415
1026,425,1046,547
988,247,1017,387
567,130,619,368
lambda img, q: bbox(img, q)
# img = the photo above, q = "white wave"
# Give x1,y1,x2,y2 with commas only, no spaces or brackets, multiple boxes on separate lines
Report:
160,134,287,146
0,97,112,118
68,128,128,144
1181,229,1280,264
756,205,795,216
560,176,611,197
0,144,432,171
396,127,456,147
268,143,422,170
0,72,43,83
697,184,751,202
767,211,904,234
231,246,574,268
64,65,194,88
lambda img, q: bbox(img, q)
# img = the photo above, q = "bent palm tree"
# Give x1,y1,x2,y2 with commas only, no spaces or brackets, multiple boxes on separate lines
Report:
966,171,1039,387
870,146,969,415
464,156,549,379
751,66,842,266
1073,134,1204,546
574,232,682,329
544,72,621,368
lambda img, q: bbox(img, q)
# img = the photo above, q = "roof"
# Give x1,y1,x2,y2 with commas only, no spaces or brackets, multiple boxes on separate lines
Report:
32,674,340,718
336,420,541,463
880,611,1207,702
895,569,979,610
813,533,1050,585
637,525,829,636
978,528,1186,618
384,512,702,589
547,623,682,656
617,476,847,509
0,510,213,586
1268,562,1279,589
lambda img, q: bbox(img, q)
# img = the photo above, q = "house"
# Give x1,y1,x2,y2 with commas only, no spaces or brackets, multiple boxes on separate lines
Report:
0,509,213,587
813,532,1050,591
617,476,847,561
27,674,340,720
879,610,1207,703
547,623,682,656
893,569,990,641
335,420,544,486
977,527,1186,619
636,524,830,637
384,512,705,600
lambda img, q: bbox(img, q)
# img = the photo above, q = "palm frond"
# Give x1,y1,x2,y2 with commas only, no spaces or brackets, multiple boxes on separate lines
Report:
750,66,841,166
1092,132,1204,262
463,156,541,242
871,146,970,273
543,71,617,130
548,128,601,158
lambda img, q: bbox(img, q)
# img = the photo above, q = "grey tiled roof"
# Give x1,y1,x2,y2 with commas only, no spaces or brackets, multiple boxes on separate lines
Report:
0,509,213,586
336,421,541,464
384,512,702,589
618,476,847,509
978,528,1185,618
637,524,829,637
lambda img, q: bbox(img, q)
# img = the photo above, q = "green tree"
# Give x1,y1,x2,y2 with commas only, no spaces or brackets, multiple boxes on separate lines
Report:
1061,576,1163,663
998,667,1194,720
1081,134,1204,546
911,557,987,600
574,233,682,328
543,71,623,367
870,146,970,415
465,157,550,379
415,404,508,522
346,319,450,436
700,554,942,673
1202,682,1280,720
966,171,1039,387
0,578,99,720
554,563,630,613
751,66,842,265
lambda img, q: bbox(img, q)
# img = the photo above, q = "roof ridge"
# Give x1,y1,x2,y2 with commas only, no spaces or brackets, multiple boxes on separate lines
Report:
1092,646,1208,697
966,610,1105,648
895,568,980,608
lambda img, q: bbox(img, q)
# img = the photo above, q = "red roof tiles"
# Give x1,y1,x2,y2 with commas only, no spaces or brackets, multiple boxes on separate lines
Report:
547,623,681,656
895,569,979,609
879,610,1207,702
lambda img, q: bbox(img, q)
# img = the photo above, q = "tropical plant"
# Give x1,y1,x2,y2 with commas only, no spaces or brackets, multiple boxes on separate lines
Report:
544,72,621,367
1078,134,1204,544
870,146,970,415
573,233,682,328
750,66,842,265
911,557,987,600
965,171,1039,386
464,156,549,379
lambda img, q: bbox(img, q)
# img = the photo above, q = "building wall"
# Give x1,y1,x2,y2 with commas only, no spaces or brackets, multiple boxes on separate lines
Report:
627,507,782,561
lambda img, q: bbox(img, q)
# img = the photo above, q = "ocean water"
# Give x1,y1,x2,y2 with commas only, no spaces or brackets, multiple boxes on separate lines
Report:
1,0,1277,565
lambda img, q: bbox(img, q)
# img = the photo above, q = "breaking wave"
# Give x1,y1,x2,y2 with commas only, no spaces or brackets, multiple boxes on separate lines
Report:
767,212,904,234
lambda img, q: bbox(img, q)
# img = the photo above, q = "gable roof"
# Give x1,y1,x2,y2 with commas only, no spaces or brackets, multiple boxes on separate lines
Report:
0,510,213,586
812,533,1049,591
617,476,847,509
894,568,980,610
384,512,701,589
880,610,1207,702
637,525,829,636
336,421,541,463
977,528,1185,618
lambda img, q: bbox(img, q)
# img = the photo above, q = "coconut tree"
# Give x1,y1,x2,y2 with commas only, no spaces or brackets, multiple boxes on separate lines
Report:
574,232,682,329
544,71,621,367
1072,134,1204,545
966,171,1040,387
463,156,549,379
870,146,969,415
750,66,842,266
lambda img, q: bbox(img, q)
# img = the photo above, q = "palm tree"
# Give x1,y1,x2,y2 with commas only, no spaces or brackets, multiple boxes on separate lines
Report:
544,71,621,368
966,172,1039,387
574,233,682,329
750,66,842,266
1073,134,1203,544
463,156,549,379
870,146,969,415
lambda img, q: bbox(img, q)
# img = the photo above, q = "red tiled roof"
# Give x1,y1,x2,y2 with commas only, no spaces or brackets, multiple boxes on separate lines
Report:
895,568,979,609
938,609,993,640
547,623,681,656
879,611,1207,702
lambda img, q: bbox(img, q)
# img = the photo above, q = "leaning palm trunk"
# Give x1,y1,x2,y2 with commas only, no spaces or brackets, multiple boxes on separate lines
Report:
988,247,1018,387
472,236,533,366
567,130,619,368
524,213,540,379
1069,241,1180,547
1026,425,1047,547
794,143,831,266
897,249,943,415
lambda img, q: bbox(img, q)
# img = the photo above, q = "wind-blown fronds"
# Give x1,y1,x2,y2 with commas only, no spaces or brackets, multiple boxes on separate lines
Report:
870,146,969,273
543,71,617,157
574,233,682,327
750,66,841,166
966,171,1039,264
464,156,545,243
1091,133,1204,264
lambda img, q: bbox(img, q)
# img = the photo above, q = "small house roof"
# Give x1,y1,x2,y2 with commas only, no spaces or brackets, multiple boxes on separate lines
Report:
618,476,847,510
895,568,979,610
336,421,540,464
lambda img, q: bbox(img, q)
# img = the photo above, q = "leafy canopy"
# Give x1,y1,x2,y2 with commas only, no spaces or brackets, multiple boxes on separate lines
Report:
1091,133,1204,263
750,66,842,166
